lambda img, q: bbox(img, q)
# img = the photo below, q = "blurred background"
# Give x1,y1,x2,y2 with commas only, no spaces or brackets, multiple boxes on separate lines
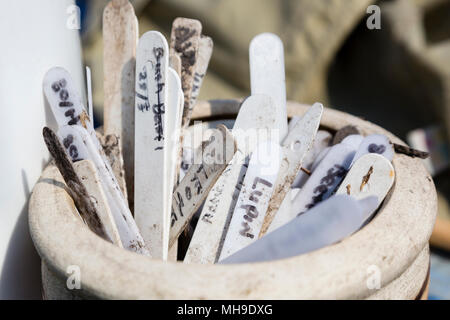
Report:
76,0,450,299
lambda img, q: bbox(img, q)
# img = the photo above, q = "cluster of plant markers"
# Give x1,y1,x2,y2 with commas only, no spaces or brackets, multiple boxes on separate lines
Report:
42,2,401,265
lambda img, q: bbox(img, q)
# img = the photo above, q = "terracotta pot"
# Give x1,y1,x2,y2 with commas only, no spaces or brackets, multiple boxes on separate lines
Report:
29,100,437,299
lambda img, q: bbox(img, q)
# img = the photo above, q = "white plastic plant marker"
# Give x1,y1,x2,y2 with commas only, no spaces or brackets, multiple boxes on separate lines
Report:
174,72,184,184
309,135,361,172
189,35,213,108
165,68,183,259
221,195,378,264
184,94,278,264
170,18,202,127
73,160,123,247
259,103,323,237
171,125,236,247
249,33,287,142
165,68,182,222
219,140,282,260
58,125,149,255
43,67,92,131
351,134,394,165
267,188,300,233
341,134,364,148
337,153,395,206
43,67,113,171
310,146,330,171
290,141,358,217
103,0,139,209
135,31,170,259
288,116,301,133
166,67,183,195
292,130,332,188
85,66,93,120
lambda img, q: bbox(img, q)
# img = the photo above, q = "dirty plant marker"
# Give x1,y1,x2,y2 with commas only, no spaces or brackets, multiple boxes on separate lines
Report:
219,140,282,260
42,127,109,242
337,153,395,206
96,133,128,198
351,134,394,165
103,0,139,209
221,195,379,264
58,125,149,255
135,31,170,259
73,160,123,247
43,67,92,132
184,94,278,264
292,130,332,188
170,18,202,127
259,103,323,238
290,140,359,217
170,125,236,247
43,67,119,183
189,35,213,108
250,33,287,142
267,188,300,234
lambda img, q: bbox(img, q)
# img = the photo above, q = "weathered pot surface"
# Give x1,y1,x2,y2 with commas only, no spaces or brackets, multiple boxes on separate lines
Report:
29,100,437,299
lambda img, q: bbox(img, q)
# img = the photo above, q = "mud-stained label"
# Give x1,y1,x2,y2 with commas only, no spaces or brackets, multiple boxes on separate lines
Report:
170,18,202,126
170,126,236,247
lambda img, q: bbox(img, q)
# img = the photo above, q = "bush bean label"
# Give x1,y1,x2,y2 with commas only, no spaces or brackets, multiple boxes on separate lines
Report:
135,31,170,259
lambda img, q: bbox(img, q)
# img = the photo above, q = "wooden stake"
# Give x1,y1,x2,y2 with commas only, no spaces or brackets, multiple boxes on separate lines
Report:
74,160,123,247
58,125,149,255
42,127,109,242
103,0,139,211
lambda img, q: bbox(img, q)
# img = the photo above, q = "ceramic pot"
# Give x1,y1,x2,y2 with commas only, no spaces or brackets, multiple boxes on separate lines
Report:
29,100,436,299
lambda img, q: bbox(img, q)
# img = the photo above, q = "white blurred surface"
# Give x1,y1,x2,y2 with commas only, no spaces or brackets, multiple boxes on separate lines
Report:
0,0,84,299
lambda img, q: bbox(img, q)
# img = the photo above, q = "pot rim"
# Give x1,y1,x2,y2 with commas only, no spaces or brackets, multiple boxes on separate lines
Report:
29,100,437,299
